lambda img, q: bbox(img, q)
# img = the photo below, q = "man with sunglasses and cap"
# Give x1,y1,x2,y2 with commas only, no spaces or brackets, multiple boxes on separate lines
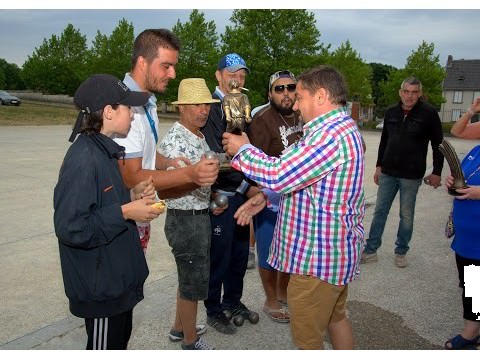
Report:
201,53,258,334
246,70,303,324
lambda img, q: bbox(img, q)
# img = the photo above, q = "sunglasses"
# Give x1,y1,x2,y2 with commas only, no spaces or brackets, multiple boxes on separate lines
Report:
273,84,297,94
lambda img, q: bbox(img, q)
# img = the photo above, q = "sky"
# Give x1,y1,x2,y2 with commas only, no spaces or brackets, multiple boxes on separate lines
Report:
1,2,479,70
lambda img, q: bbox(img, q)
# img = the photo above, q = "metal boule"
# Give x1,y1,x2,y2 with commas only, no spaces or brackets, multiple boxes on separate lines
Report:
209,201,218,211
214,194,229,208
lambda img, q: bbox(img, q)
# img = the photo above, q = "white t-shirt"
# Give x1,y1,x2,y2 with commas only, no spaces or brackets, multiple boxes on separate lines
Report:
113,73,158,171
158,122,211,210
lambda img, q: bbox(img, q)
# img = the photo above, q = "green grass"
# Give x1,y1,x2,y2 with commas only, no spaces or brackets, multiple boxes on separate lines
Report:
0,100,179,126
0,101,78,126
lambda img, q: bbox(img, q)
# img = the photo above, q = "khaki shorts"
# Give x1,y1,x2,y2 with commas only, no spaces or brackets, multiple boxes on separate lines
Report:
287,274,348,349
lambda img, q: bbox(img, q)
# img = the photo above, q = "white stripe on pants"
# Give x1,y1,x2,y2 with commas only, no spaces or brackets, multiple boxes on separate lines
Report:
92,317,109,350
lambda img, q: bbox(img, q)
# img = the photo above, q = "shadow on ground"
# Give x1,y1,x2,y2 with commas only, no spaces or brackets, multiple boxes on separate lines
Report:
348,301,441,349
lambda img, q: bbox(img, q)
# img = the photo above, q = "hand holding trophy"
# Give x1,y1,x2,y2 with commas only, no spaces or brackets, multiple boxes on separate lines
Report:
220,79,252,170
438,139,468,195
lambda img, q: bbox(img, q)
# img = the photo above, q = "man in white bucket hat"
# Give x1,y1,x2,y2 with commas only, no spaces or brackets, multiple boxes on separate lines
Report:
158,78,220,350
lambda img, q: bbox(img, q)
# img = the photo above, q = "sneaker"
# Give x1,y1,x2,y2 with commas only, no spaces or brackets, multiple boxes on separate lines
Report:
207,313,237,334
168,324,207,342
394,254,407,268
247,251,256,269
360,251,377,264
181,336,215,350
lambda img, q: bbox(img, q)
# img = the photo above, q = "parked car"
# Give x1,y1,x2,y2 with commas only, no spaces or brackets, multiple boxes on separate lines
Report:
0,90,21,106
376,120,384,130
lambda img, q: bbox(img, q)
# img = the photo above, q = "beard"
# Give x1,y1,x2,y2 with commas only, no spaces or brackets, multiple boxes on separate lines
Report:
270,98,294,116
145,69,168,94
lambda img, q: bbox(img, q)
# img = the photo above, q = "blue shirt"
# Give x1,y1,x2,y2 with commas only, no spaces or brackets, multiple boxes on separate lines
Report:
451,145,480,259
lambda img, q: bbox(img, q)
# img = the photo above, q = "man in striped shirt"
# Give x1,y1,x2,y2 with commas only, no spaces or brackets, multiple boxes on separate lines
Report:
222,65,365,349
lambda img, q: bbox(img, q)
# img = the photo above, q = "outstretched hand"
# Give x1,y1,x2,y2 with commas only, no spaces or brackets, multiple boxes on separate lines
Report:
234,192,267,226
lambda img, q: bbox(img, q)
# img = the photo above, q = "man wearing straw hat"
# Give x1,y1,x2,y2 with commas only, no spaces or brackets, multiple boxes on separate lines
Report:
158,78,221,350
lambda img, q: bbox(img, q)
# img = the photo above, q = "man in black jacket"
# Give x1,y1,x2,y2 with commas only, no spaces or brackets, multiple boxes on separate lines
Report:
201,53,257,334
361,77,444,268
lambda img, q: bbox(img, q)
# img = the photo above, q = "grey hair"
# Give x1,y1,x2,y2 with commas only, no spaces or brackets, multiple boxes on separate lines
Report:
401,77,422,91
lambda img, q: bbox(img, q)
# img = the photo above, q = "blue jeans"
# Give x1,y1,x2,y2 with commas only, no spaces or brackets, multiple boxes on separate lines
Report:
364,173,422,255
253,207,277,270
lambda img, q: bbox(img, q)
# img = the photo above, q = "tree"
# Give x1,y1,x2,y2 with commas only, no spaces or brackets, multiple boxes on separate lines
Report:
221,9,325,106
0,59,25,90
370,63,396,103
87,18,135,79
0,68,5,89
22,24,88,95
327,41,373,105
170,10,220,103
379,41,445,111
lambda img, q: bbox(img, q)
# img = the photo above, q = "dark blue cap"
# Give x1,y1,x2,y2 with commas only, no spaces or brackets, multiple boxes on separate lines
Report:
217,53,250,74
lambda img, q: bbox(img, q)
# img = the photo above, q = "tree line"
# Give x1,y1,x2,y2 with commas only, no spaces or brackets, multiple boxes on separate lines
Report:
0,9,446,117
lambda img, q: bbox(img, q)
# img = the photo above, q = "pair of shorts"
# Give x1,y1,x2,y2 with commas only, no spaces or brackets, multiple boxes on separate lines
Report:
253,207,277,270
164,212,211,301
288,274,348,349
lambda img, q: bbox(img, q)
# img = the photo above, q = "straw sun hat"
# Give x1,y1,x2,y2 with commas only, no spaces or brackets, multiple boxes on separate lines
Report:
172,78,220,105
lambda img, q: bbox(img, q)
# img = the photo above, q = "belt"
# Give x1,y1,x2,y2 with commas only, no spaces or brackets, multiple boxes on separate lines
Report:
167,208,209,216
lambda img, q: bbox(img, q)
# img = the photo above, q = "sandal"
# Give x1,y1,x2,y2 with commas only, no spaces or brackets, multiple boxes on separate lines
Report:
445,334,480,350
263,305,290,323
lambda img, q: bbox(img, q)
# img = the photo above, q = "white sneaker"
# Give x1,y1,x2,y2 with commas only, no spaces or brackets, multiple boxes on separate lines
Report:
181,336,215,350
168,324,206,342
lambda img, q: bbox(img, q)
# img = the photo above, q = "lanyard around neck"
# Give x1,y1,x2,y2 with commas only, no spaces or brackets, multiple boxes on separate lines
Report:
143,105,158,144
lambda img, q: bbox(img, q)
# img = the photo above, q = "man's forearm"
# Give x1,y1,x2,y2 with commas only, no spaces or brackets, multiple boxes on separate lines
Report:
157,183,199,199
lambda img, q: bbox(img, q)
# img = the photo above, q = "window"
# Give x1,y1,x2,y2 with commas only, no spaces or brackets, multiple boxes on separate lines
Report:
453,91,463,104
474,91,480,102
452,109,461,121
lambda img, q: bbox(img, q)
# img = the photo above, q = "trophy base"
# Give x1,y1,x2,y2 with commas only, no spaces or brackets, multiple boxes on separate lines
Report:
218,153,232,171
219,162,232,171
448,186,469,196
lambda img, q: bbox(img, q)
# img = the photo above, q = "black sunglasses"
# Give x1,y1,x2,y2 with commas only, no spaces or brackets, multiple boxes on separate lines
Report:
273,83,296,94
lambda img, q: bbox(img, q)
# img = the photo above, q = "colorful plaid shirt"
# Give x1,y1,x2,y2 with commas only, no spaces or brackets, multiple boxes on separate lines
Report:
231,108,365,285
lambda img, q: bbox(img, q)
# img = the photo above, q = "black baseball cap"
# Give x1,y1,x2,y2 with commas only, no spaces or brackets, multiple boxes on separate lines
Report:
69,74,149,142
74,74,149,113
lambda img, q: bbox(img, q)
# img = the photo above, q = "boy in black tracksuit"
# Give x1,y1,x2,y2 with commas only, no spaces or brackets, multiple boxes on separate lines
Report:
53,74,162,349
